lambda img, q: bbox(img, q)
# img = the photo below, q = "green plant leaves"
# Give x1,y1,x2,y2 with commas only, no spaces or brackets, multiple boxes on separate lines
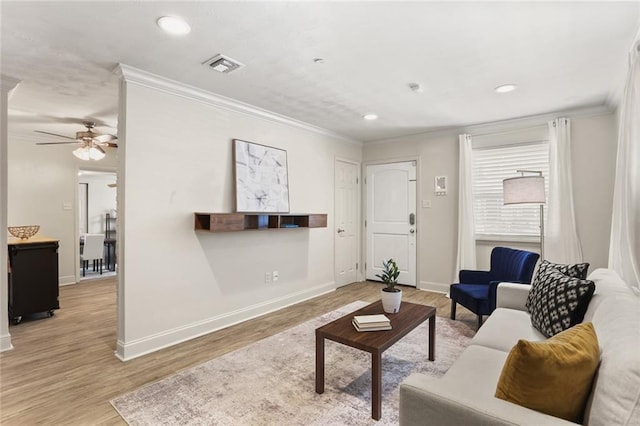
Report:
375,258,400,290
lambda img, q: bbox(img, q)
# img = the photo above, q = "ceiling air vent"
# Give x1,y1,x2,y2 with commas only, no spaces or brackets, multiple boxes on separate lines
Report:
203,54,245,74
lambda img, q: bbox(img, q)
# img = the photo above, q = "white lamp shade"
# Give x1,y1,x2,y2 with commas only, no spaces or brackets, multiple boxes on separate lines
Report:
72,145,106,161
72,147,90,161
89,146,106,160
503,176,545,204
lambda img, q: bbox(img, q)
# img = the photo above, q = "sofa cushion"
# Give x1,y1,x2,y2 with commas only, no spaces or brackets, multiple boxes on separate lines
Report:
403,345,578,425
526,260,590,311
471,308,546,352
441,345,509,398
583,268,636,322
528,268,595,337
495,322,600,423
584,293,640,426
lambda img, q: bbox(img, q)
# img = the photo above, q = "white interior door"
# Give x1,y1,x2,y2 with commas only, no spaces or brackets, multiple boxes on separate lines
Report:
366,161,417,286
334,159,359,287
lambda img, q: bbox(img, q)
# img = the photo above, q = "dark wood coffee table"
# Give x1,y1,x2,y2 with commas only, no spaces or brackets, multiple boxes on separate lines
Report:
315,300,436,420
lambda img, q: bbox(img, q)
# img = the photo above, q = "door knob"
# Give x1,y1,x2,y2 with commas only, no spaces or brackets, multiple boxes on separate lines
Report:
337,228,345,234
409,228,415,234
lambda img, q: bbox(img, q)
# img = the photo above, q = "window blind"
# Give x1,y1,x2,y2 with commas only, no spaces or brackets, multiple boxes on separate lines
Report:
472,142,549,237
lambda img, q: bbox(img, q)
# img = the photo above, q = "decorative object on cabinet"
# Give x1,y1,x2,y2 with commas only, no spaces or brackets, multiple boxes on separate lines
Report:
8,225,40,240
233,139,289,213
194,213,327,232
7,237,59,324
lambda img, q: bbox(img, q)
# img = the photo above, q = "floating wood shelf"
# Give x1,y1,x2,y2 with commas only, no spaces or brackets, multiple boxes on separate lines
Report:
194,213,327,232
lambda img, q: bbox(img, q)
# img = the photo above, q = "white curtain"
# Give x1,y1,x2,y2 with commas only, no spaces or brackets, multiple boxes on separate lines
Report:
545,118,583,264
455,134,476,281
609,35,640,291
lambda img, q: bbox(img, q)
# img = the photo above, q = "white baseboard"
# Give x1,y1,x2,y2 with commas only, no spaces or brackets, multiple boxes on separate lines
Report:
0,333,13,352
59,275,76,286
115,281,336,362
419,281,449,294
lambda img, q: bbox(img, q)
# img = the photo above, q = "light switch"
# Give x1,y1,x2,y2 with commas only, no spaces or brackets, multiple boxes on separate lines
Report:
422,199,432,208
63,202,72,211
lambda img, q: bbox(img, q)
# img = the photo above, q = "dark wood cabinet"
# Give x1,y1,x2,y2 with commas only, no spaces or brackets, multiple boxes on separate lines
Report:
194,213,327,232
7,237,60,324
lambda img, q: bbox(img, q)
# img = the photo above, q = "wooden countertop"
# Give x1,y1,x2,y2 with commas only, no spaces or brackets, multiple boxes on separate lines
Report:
8,235,59,245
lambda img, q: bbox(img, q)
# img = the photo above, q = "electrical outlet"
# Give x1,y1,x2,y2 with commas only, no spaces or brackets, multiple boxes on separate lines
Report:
265,272,272,283
272,270,279,282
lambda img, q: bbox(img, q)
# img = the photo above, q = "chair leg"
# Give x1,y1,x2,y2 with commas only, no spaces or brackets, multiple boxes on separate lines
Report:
477,315,483,329
82,260,86,277
450,299,457,320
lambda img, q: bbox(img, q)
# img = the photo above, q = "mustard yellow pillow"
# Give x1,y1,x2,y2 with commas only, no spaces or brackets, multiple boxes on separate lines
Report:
495,322,600,423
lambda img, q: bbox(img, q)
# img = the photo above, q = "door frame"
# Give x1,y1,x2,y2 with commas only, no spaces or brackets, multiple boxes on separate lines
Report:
334,157,362,285
75,165,117,284
363,156,421,288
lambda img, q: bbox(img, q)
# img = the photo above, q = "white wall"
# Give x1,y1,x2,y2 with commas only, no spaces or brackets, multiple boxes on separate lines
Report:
1,75,21,352
7,128,117,285
116,66,362,360
364,132,459,291
571,113,618,268
363,110,619,291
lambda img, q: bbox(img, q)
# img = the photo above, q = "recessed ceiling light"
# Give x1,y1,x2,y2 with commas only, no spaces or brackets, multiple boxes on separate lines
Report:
495,84,517,93
157,16,191,35
363,114,378,121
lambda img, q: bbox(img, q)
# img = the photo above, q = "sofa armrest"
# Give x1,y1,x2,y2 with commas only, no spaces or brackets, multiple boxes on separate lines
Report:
496,282,531,311
400,373,576,426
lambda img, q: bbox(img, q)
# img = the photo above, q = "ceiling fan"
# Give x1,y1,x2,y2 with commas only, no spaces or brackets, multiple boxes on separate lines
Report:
35,121,118,161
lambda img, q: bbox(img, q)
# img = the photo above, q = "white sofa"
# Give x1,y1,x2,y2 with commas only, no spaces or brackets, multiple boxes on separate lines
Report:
399,268,640,425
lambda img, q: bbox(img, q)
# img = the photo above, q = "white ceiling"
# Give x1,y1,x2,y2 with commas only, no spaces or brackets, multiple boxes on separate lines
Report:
2,1,639,143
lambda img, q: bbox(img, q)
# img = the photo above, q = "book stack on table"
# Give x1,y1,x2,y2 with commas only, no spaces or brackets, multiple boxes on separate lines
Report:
352,314,392,332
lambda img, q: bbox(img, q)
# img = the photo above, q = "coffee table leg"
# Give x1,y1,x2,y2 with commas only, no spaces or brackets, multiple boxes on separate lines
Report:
316,334,325,394
372,352,382,420
428,314,435,361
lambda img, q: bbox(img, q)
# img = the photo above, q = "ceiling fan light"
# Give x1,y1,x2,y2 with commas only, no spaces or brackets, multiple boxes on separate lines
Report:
89,146,106,161
72,147,90,161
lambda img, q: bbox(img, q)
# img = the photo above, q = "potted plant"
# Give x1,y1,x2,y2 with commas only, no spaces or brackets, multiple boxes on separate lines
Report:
376,258,402,313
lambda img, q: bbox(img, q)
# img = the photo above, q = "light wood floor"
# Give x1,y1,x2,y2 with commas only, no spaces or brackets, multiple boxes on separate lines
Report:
0,278,476,425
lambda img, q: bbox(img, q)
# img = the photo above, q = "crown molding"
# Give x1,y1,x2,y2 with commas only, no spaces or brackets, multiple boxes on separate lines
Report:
1,75,21,94
365,103,615,147
113,64,362,147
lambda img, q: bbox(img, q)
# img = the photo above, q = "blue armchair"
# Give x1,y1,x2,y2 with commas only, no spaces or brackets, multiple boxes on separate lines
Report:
450,246,539,329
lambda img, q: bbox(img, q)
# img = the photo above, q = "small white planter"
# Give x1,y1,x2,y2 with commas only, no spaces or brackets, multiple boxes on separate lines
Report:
381,289,402,314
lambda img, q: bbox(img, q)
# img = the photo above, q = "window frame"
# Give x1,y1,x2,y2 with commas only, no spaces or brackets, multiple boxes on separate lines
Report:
471,140,549,241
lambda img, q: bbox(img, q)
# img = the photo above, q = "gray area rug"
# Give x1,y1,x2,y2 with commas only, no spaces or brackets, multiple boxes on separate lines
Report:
112,301,475,425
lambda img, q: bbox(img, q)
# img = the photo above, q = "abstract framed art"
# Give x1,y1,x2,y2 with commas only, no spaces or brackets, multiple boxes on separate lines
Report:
233,139,290,213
